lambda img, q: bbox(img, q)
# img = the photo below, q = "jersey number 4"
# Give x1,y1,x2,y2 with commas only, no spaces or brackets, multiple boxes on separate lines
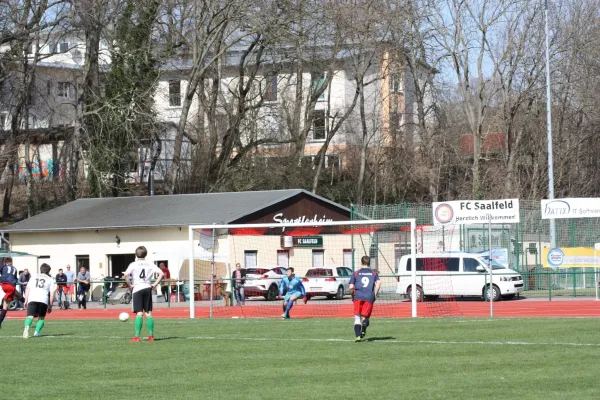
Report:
139,270,146,279
35,278,46,288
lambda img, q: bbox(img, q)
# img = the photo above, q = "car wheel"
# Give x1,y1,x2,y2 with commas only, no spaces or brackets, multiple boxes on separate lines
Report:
483,284,501,302
407,285,424,302
266,284,279,301
335,286,344,300
122,292,132,304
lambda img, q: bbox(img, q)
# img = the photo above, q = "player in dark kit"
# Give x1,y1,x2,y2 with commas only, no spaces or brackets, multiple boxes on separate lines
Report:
349,255,381,342
0,257,23,328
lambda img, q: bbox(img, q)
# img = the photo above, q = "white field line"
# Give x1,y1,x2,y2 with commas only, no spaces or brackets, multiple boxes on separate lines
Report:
4,334,600,347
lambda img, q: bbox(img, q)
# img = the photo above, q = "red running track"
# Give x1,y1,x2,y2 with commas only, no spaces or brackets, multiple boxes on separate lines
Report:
6,300,600,320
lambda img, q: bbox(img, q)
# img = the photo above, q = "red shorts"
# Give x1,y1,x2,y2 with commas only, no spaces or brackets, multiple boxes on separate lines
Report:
64,284,73,294
353,300,374,318
1,282,16,301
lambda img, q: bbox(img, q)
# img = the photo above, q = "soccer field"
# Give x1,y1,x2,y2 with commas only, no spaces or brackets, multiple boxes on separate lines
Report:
2,317,600,399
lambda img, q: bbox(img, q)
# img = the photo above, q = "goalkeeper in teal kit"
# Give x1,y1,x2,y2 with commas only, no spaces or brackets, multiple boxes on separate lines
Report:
278,268,307,319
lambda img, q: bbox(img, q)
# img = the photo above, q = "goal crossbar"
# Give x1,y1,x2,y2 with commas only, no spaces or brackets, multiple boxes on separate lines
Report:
187,218,417,319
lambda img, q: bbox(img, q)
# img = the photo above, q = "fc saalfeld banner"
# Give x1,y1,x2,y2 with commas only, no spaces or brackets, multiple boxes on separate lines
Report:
432,199,520,226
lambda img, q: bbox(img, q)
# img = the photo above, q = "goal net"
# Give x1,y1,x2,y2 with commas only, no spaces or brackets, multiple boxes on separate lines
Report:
187,219,419,319
410,224,463,317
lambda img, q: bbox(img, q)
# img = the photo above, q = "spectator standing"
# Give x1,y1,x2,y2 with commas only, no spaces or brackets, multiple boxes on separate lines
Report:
158,263,170,302
55,268,68,309
75,266,90,309
232,263,246,306
19,269,31,299
64,265,75,303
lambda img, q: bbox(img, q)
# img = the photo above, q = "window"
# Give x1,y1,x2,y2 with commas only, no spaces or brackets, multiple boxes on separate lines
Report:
325,154,340,169
390,111,402,136
168,80,181,107
463,258,482,272
244,251,257,268
48,42,57,54
311,71,326,100
336,267,349,277
277,250,289,268
343,249,353,269
312,250,324,268
306,268,332,277
0,113,7,130
46,80,52,96
406,257,459,272
57,82,73,99
76,255,90,271
59,42,69,53
312,110,325,140
390,72,402,93
264,74,277,102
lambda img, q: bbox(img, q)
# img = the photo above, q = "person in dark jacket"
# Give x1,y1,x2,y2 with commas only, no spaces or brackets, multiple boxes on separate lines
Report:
231,263,246,306
55,269,69,309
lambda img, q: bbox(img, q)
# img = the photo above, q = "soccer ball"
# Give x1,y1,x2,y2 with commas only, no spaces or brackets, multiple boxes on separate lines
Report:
119,312,130,322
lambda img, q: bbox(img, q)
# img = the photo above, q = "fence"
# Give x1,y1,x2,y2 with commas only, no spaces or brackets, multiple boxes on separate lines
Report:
352,201,600,298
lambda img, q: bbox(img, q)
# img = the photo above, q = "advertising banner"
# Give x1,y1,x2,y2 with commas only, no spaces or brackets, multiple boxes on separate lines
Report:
433,199,520,226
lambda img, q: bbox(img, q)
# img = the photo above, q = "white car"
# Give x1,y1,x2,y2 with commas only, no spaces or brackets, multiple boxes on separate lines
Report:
302,267,353,300
396,253,524,301
243,267,287,301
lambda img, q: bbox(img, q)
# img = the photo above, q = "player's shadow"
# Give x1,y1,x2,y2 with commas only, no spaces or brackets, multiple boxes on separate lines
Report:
364,336,396,342
152,337,182,341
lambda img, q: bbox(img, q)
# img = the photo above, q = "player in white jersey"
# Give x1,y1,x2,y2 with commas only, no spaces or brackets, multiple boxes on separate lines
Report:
125,246,163,342
23,263,55,339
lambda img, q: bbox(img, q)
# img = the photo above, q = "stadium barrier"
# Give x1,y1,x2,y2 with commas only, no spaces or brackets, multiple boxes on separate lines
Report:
37,270,600,312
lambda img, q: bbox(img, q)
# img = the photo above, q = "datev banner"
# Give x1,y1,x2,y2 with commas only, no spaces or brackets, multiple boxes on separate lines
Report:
432,199,520,226
542,247,597,269
541,198,600,219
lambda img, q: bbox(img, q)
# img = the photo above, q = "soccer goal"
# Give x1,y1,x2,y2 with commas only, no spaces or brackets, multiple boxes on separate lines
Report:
187,219,419,319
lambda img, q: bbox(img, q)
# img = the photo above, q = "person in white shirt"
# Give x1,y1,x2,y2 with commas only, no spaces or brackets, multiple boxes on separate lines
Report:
125,246,163,343
23,263,55,339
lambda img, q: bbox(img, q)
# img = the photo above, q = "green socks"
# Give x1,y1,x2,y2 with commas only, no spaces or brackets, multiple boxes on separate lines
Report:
24,316,33,328
147,315,154,336
134,315,143,337
35,319,45,334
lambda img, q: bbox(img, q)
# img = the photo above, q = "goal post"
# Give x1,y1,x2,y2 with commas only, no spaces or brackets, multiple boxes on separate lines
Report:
188,218,418,319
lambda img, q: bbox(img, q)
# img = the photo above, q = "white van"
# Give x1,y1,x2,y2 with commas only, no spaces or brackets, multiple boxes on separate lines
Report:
396,253,524,301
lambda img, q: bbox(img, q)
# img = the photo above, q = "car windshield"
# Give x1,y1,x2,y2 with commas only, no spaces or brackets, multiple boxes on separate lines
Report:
246,268,269,275
479,260,506,270
306,269,333,277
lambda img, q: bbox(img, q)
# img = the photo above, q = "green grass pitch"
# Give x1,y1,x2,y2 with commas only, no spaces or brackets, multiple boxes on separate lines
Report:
2,317,600,399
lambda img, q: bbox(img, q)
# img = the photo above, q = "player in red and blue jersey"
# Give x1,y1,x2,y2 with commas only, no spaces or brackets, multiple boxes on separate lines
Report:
0,257,23,328
349,256,381,342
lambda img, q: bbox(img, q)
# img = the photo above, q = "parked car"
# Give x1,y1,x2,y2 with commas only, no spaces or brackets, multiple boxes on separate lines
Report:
302,267,353,300
396,252,524,301
243,267,287,301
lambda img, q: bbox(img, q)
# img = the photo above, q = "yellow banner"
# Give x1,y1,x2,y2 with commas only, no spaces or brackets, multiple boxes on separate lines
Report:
542,247,599,268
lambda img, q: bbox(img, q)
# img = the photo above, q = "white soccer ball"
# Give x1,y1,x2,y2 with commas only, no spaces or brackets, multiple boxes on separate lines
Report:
119,312,130,322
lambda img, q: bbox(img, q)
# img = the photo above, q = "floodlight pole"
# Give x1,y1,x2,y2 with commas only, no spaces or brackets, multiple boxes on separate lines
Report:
545,0,556,248
488,216,493,318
